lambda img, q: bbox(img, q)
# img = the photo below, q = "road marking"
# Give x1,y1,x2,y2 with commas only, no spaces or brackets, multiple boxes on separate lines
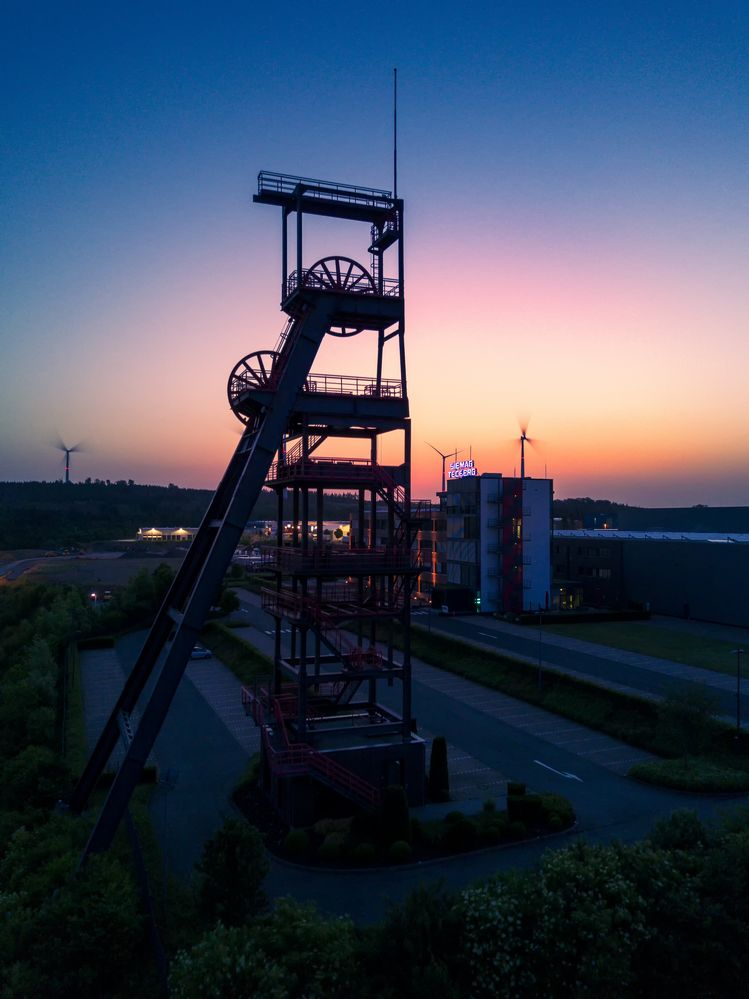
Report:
478,632,499,639
533,759,583,782
264,630,273,635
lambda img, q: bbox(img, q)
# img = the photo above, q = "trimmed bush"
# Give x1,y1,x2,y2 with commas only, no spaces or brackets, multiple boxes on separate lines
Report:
507,793,543,826
317,832,346,862
351,841,377,865
380,785,411,845
283,829,310,858
443,817,479,853
388,839,413,864
480,817,509,844
428,736,450,802
539,792,575,830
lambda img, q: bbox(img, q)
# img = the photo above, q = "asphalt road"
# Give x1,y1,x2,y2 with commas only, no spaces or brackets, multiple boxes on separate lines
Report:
101,599,749,924
418,610,749,718
224,591,748,920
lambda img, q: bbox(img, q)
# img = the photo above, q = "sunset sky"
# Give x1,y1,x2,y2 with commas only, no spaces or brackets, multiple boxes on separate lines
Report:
2,2,748,505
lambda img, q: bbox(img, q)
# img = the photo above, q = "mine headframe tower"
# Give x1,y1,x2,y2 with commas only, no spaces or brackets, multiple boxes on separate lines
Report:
69,171,424,860
236,172,426,821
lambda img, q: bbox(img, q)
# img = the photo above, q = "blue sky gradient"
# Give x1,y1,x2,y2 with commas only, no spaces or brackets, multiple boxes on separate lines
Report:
2,2,748,503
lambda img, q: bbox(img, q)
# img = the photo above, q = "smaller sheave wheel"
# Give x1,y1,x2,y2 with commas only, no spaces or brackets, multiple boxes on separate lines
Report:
227,350,278,424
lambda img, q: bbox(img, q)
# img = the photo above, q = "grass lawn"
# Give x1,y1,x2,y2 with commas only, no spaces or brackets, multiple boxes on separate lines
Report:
630,756,749,793
544,620,743,677
406,623,749,792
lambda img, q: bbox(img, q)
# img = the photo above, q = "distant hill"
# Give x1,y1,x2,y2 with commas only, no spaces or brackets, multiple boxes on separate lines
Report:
0,480,358,549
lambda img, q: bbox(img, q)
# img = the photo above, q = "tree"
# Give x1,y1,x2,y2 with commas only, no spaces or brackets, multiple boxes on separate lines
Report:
361,883,466,998
195,818,268,926
219,588,240,616
428,736,450,802
170,899,358,999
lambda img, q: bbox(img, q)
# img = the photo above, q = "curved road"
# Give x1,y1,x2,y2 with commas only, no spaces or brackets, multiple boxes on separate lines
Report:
96,601,748,924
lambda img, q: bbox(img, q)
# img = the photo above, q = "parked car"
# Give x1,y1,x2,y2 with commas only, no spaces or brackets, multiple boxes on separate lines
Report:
190,644,212,660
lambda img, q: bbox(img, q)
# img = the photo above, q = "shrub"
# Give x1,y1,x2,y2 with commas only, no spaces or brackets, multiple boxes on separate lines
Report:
428,736,450,802
479,816,509,844
362,883,466,998
508,820,527,840
380,785,411,845
312,816,351,837
317,832,345,862
284,829,310,858
171,900,358,999
388,839,413,864
507,793,543,826
445,810,465,824
351,841,377,865
482,798,497,814
647,809,713,852
538,792,575,830
351,807,379,843
443,818,479,853
412,819,440,848
507,781,526,796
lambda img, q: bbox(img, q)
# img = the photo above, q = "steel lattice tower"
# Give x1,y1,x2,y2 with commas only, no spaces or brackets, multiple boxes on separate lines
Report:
70,171,424,857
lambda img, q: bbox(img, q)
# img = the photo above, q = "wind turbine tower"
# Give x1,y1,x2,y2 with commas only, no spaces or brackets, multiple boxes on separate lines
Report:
55,439,82,484
426,442,463,492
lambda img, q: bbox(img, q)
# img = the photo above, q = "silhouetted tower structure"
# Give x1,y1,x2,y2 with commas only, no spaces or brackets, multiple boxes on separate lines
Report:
70,171,424,858
236,173,426,820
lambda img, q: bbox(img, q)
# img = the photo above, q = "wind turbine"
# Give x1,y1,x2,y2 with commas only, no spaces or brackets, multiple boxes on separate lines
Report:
54,437,83,484
425,442,463,493
517,421,541,480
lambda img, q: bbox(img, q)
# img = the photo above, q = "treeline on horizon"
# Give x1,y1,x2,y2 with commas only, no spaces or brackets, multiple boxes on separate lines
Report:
0,480,363,549
0,480,639,550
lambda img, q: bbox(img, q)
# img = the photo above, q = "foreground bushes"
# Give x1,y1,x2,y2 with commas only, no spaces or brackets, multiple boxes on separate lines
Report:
171,809,749,999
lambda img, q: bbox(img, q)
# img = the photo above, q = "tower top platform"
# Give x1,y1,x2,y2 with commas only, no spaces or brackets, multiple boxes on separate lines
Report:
254,171,398,223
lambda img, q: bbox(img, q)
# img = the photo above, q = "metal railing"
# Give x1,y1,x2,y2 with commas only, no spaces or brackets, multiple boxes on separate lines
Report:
256,545,413,573
230,368,402,411
267,455,400,483
300,372,402,397
258,171,393,209
285,267,400,299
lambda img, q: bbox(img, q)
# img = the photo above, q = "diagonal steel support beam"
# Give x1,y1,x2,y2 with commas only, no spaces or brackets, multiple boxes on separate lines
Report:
75,299,335,861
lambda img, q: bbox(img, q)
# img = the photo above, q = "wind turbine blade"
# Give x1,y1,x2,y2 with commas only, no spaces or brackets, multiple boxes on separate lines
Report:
425,441,447,459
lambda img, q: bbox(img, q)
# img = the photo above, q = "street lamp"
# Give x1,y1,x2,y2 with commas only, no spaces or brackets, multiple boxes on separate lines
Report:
731,648,744,742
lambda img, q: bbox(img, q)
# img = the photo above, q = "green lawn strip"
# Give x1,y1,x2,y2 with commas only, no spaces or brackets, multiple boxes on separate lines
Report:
408,623,668,754
407,624,749,794
543,620,740,676
201,620,273,686
630,756,749,793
